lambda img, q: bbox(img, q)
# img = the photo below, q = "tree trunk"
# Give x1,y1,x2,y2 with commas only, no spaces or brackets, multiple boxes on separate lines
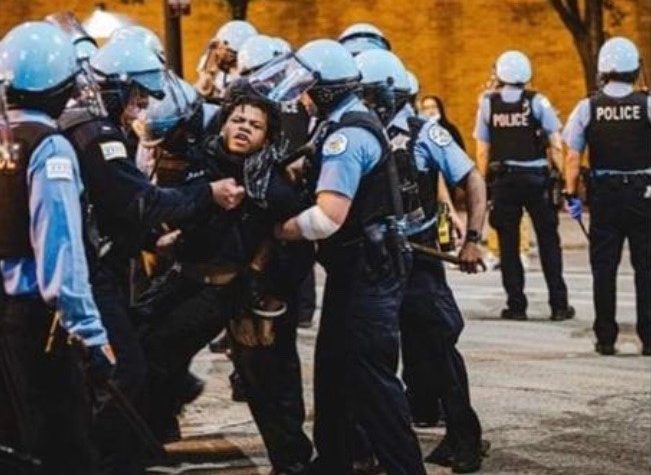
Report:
548,0,606,94
226,0,249,19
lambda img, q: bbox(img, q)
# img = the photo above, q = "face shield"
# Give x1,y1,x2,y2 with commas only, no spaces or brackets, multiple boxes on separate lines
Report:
135,74,198,148
248,54,318,104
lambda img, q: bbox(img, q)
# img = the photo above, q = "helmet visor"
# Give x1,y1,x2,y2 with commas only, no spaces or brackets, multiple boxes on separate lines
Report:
248,54,317,103
131,70,168,100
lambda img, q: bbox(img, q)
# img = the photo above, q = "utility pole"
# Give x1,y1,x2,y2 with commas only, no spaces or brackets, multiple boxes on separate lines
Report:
163,0,191,77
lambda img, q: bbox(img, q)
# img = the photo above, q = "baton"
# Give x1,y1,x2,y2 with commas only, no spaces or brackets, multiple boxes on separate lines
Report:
409,241,487,271
576,217,589,240
0,444,41,470
66,334,166,459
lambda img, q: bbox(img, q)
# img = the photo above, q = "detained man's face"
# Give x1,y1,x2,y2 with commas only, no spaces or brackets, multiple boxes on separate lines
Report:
420,97,440,120
222,104,268,155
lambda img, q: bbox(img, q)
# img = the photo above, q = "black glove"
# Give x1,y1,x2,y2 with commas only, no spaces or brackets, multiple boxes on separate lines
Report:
86,344,117,385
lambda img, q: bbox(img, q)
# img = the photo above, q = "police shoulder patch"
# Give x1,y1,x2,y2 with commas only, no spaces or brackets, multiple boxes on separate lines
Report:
322,133,349,156
428,124,453,147
99,141,128,161
45,157,73,181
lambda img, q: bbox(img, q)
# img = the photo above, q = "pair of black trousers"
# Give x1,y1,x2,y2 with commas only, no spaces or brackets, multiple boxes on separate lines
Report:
589,178,651,346
489,172,568,312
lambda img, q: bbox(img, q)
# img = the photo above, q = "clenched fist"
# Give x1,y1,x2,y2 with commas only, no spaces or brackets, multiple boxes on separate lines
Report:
210,178,245,210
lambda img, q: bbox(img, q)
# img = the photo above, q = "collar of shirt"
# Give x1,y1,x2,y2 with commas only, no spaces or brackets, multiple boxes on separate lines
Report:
389,103,415,132
603,81,634,98
500,85,525,103
328,95,367,123
7,108,57,127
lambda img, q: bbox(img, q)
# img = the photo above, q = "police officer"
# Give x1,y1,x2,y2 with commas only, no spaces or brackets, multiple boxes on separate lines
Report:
252,39,426,475
356,49,488,473
475,50,574,321
0,22,113,474
562,37,651,356
59,35,240,473
195,20,257,102
339,22,391,56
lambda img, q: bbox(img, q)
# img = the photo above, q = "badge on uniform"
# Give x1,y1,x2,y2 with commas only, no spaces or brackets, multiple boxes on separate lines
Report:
45,157,73,181
428,124,453,147
390,133,410,151
99,141,128,161
322,133,348,156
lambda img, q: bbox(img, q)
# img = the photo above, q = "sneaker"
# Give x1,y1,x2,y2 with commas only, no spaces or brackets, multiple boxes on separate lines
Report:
451,440,491,474
550,305,576,321
595,342,616,356
501,308,527,321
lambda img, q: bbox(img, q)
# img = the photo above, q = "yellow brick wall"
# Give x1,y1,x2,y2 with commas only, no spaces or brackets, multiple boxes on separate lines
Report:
1,0,649,147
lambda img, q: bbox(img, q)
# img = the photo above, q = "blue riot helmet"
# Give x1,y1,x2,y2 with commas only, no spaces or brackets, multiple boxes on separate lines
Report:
339,22,391,56
136,73,204,152
273,37,292,56
406,70,419,107
110,25,166,64
249,39,360,117
215,20,257,53
198,20,258,75
0,21,80,118
91,35,167,123
44,12,106,116
238,35,279,76
45,11,99,61
598,37,640,83
355,49,409,124
495,50,532,86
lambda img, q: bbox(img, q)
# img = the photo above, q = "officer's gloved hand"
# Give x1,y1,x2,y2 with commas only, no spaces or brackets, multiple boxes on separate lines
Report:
564,194,583,220
86,344,117,385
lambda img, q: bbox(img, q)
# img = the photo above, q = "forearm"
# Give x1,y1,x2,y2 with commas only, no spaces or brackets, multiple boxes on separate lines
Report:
461,168,487,233
475,141,490,177
30,170,107,346
437,172,454,208
548,132,564,172
564,150,582,194
133,182,212,228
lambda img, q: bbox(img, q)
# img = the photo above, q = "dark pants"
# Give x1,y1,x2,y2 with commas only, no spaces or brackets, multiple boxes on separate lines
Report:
489,172,568,312
314,247,425,475
231,242,314,472
91,267,148,475
298,268,317,325
400,256,481,453
140,272,232,439
589,178,651,347
0,297,95,475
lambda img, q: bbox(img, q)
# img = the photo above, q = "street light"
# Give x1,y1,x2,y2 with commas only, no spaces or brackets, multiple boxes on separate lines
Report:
83,2,135,41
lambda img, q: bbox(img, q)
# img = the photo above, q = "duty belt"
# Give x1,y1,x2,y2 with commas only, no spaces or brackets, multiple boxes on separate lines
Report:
180,262,240,286
590,172,651,186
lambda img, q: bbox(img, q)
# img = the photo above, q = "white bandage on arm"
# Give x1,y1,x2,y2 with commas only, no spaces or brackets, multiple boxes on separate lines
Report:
295,205,342,240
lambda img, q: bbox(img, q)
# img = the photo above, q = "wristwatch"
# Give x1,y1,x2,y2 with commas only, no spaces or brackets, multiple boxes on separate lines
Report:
465,229,482,244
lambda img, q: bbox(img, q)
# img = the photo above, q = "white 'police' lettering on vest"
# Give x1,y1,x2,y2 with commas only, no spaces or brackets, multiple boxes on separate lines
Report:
595,105,642,122
492,112,529,128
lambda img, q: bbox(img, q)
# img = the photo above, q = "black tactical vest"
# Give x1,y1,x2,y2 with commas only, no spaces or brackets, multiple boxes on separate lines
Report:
280,100,311,155
586,90,651,171
407,116,440,243
311,110,397,245
488,89,547,163
0,122,58,259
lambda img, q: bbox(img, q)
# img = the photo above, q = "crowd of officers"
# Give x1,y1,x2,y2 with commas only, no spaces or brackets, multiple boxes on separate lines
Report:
0,11,648,475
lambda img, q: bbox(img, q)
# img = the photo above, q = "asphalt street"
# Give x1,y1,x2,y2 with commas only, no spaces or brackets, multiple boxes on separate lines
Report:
149,214,651,474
